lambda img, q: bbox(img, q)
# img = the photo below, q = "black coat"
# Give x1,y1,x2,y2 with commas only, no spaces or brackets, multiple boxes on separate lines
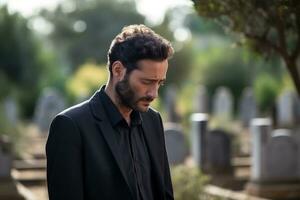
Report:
46,90,174,200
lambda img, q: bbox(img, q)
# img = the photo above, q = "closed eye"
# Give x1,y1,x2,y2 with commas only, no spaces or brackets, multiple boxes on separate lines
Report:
141,79,166,86
141,80,153,85
159,80,165,86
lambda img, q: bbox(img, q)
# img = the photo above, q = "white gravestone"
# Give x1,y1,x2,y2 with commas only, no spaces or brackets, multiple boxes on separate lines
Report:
194,85,209,113
34,88,66,133
277,90,297,127
164,85,180,122
239,88,257,127
213,87,233,120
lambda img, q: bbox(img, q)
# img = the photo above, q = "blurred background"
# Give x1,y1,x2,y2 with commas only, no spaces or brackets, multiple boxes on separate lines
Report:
1,0,300,199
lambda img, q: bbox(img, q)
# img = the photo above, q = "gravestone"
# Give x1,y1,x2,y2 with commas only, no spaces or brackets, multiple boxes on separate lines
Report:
190,113,209,168
194,85,208,113
212,87,233,120
246,122,300,199
34,88,66,133
294,95,300,124
164,123,188,165
190,113,233,174
0,137,26,200
277,90,296,127
239,88,257,127
0,136,12,179
206,129,233,174
265,129,298,181
164,85,180,122
249,118,272,181
3,96,19,125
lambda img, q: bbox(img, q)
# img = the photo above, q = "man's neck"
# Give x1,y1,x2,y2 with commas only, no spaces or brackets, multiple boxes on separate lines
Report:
104,84,132,124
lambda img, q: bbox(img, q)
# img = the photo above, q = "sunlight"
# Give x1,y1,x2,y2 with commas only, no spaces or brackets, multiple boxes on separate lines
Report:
6,0,62,16
134,0,192,25
5,0,192,26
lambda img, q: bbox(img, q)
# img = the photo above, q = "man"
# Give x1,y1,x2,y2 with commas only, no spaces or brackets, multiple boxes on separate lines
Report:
46,24,174,200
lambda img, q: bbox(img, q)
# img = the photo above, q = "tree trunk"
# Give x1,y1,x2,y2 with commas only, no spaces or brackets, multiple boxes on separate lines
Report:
285,59,300,97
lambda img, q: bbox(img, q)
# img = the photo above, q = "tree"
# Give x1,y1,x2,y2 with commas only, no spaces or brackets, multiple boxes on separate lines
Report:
40,0,145,69
192,0,300,95
0,6,55,117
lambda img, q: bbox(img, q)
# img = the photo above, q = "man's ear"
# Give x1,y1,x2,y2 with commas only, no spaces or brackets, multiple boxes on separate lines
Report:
111,61,126,80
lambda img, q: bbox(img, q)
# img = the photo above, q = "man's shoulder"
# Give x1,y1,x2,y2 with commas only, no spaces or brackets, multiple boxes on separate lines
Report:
58,100,91,119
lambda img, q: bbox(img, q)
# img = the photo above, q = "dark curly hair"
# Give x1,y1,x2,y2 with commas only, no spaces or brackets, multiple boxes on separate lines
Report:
107,24,174,76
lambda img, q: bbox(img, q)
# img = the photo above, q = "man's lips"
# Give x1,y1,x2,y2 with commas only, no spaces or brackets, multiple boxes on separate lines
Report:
140,100,152,106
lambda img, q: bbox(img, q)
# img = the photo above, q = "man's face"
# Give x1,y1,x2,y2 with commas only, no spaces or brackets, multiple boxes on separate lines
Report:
116,59,168,112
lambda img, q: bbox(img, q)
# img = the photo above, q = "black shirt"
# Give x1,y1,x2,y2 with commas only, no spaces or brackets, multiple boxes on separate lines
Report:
99,88,154,200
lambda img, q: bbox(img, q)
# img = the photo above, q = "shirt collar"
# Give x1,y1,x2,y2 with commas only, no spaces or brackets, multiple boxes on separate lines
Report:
99,86,142,127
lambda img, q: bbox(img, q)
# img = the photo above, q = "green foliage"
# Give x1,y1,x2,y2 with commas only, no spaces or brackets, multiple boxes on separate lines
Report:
171,165,209,200
0,6,62,118
254,73,280,113
280,72,295,92
184,12,225,36
0,72,12,100
0,102,23,156
66,62,107,102
41,3,195,96
0,103,15,136
192,0,300,94
192,0,299,46
198,47,251,110
167,42,194,88
41,0,145,68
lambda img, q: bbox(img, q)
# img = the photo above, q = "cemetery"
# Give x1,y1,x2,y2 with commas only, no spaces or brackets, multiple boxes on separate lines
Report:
1,83,300,200
164,86,300,200
1,63,300,200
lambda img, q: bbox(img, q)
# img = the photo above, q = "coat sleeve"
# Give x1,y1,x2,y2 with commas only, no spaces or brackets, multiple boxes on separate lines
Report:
46,114,84,200
158,113,174,200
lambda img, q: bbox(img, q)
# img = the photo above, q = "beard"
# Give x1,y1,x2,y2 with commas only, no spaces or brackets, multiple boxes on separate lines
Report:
115,74,154,112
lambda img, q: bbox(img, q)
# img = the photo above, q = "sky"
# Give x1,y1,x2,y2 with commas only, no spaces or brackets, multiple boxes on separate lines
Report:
4,0,193,25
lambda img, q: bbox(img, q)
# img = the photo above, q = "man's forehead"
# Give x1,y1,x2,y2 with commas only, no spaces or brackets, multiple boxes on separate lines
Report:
136,58,167,63
136,59,168,68
135,59,167,69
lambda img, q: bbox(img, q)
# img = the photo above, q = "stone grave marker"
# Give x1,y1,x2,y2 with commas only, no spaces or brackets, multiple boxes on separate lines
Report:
264,129,298,181
239,88,257,127
212,87,233,120
250,118,272,181
34,88,66,133
277,90,296,127
164,85,180,122
190,113,209,168
194,85,209,113
0,137,12,179
246,122,300,199
205,129,233,174
164,123,188,165
3,96,19,125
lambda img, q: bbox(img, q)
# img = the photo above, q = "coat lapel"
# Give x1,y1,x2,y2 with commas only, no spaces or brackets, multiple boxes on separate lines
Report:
141,113,165,199
89,90,135,199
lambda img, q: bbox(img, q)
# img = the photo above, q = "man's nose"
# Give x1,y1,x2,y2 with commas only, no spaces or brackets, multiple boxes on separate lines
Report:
147,85,159,99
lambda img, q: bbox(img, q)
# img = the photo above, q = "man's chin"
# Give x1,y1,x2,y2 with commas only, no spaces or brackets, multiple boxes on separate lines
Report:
134,106,149,112
134,104,150,112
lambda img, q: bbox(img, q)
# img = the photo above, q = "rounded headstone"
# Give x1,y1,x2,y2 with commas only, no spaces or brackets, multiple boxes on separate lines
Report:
164,123,188,165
